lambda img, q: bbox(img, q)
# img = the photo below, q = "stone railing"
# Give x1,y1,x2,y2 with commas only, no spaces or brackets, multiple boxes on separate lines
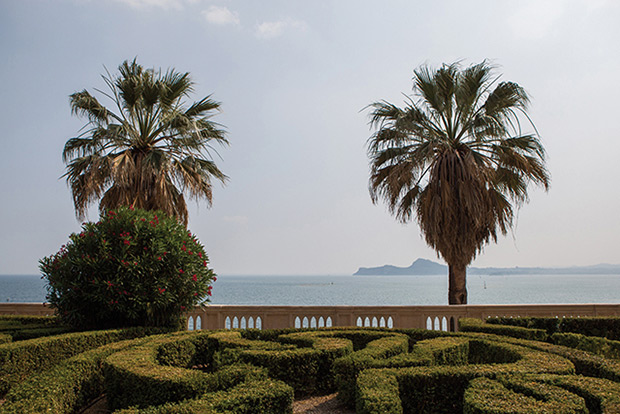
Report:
3,303,620,332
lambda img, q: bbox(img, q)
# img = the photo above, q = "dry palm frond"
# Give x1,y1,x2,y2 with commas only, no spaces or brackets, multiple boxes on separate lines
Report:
63,59,228,225
367,61,550,270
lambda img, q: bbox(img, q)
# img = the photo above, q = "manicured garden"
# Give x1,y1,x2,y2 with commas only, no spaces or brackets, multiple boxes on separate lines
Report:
2,316,620,413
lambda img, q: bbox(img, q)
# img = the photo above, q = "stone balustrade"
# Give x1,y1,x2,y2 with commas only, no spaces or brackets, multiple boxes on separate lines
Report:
2,303,620,332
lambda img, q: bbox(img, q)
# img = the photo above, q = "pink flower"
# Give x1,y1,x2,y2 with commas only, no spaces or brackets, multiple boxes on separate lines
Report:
179,269,184,274
213,276,217,282
158,287,166,294
192,274,197,282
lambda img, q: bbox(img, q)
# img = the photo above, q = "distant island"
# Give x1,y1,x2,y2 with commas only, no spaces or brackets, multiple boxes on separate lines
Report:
354,258,620,276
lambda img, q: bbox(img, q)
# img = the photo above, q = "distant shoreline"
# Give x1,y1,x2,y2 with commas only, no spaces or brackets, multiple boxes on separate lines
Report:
354,258,620,276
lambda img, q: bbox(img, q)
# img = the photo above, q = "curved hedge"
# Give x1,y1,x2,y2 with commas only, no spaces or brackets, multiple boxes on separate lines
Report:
464,377,587,414
355,335,575,414
103,330,294,413
0,326,160,396
0,337,148,414
3,321,620,413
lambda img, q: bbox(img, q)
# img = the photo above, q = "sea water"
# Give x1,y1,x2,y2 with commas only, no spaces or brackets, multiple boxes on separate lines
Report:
1,274,620,305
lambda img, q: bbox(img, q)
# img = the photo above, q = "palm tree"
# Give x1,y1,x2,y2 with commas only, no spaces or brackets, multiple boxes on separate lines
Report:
367,61,550,304
63,59,228,226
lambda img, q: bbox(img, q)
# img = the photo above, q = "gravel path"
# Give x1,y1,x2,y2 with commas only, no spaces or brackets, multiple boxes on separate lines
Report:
293,393,356,414
79,393,356,414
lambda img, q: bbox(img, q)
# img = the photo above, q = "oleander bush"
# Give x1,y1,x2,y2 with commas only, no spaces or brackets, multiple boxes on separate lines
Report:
39,206,217,329
4,323,620,413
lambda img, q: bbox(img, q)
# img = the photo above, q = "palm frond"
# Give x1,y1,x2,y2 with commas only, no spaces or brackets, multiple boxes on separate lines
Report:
64,59,228,225
367,60,550,271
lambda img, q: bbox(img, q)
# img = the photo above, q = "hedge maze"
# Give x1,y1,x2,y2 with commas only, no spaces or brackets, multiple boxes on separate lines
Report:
2,316,620,413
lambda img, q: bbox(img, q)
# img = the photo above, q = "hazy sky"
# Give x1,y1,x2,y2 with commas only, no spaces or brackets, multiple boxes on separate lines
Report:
1,0,619,275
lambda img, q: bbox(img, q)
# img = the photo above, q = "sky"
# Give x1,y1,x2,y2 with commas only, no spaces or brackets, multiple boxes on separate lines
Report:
1,0,619,276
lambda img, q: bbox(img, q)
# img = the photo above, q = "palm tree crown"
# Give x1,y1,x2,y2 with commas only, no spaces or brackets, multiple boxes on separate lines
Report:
63,59,228,226
367,61,550,304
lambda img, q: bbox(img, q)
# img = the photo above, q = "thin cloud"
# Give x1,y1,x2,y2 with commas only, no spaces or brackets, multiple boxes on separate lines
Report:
255,18,307,39
202,5,240,25
509,1,563,40
223,215,249,225
110,0,184,10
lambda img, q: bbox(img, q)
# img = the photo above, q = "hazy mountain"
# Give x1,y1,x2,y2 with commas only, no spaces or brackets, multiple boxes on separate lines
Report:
353,259,620,276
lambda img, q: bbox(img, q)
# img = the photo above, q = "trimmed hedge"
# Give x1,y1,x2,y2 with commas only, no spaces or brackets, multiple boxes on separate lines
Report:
469,331,620,383
217,330,353,395
333,332,413,406
460,318,548,341
0,326,161,396
103,330,295,412
115,378,294,414
0,315,70,341
0,337,147,414
355,335,575,414
552,332,620,360
486,316,620,340
0,315,59,326
5,323,620,413
486,316,561,334
535,374,620,413
464,376,587,414
559,317,620,341
0,333,10,345
105,331,220,409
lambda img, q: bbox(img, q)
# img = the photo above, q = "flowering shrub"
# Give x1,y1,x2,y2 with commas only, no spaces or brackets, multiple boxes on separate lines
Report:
40,207,216,329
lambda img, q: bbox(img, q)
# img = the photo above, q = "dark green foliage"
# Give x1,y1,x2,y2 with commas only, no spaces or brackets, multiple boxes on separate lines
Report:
354,335,575,414
0,315,70,341
461,317,548,341
356,370,402,414
103,330,293,412
0,337,146,414
222,330,354,395
464,377,587,414
6,324,620,413
559,317,620,341
104,332,221,409
334,333,429,406
0,327,158,396
487,316,561,334
115,379,294,414
486,316,620,340
40,207,216,329
534,374,620,414
551,332,620,360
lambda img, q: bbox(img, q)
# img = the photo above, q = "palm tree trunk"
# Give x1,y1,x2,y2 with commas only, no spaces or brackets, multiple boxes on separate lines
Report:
448,264,468,304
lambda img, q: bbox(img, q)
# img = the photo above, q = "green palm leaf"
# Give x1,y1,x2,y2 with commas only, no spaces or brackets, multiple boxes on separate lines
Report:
367,61,550,304
63,59,228,226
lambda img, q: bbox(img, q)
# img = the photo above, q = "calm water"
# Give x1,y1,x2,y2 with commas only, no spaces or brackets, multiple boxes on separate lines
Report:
1,274,620,305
